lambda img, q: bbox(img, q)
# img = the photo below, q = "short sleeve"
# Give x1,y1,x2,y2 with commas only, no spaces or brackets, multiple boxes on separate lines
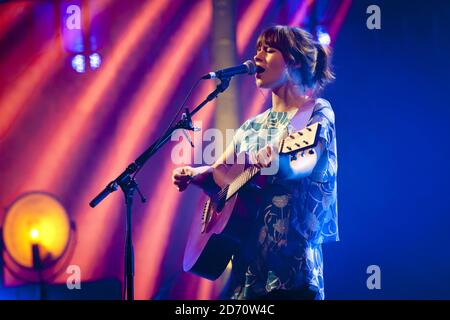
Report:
307,99,337,183
298,99,339,244
308,99,335,150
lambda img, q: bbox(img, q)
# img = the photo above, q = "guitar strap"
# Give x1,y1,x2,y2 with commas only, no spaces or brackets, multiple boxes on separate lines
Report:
288,97,316,131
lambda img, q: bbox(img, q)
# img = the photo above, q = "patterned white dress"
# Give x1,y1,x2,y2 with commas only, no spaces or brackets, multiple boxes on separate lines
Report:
223,98,339,300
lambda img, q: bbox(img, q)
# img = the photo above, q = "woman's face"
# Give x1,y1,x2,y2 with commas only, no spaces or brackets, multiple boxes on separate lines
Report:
254,39,289,89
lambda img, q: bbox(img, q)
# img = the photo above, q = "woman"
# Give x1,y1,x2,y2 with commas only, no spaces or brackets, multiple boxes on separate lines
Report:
172,25,338,300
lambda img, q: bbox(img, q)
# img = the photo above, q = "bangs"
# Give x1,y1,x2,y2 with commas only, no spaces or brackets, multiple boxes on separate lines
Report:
256,25,290,52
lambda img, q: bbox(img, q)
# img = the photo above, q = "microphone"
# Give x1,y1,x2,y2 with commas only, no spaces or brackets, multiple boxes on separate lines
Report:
202,60,264,79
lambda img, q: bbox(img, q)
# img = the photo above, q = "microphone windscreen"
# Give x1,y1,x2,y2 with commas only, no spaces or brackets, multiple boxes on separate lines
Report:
243,60,256,75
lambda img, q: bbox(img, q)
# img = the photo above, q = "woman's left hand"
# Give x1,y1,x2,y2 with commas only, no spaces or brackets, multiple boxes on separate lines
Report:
250,144,279,168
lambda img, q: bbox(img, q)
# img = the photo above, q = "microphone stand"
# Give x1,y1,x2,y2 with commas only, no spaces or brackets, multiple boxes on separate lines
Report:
89,76,231,300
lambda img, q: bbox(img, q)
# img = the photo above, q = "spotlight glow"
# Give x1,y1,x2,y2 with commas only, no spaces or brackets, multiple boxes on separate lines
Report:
317,26,331,46
89,53,101,70
30,228,40,241
72,54,86,73
3,192,71,268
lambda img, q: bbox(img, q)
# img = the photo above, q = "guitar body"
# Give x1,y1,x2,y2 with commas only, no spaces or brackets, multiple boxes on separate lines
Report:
183,162,261,280
183,122,321,280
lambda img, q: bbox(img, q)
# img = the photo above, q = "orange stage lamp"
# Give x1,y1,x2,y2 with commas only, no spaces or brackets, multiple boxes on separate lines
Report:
2,192,71,270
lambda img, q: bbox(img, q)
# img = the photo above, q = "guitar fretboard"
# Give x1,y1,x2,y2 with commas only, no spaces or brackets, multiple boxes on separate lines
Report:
218,122,320,202
225,166,260,201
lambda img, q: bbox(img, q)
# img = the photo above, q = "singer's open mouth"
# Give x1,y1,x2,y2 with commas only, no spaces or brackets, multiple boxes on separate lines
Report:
256,66,265,74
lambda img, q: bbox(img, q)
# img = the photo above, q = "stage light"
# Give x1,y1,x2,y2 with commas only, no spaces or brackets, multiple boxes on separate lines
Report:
2,192,71,270
30,228,39,241
316,26,331,46
89,53,101,70
71,54,86,73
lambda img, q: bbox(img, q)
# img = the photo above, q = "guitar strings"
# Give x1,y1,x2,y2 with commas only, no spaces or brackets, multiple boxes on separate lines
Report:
213,123,317,203
216,166,259,202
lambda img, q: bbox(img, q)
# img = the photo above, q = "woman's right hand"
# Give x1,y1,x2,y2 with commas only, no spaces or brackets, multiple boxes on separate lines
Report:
172,166,195,192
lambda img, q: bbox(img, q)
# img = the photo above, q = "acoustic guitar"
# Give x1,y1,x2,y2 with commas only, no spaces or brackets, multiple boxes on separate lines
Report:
183,122,321,280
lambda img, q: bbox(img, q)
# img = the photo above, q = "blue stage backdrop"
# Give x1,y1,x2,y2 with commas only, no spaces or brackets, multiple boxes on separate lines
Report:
323,0,450,299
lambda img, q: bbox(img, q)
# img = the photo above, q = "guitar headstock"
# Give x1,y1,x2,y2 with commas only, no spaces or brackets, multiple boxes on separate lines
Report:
280,122,321,154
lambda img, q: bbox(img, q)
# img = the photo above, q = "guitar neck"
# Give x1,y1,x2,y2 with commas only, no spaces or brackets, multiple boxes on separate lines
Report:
225,135,291,200
225,166,260,201
222,122,320,201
